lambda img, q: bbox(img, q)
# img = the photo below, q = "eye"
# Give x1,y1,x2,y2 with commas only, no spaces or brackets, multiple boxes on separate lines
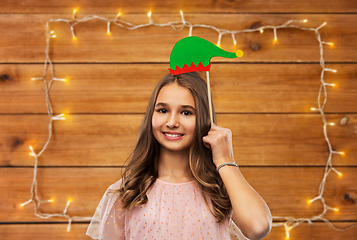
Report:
182,110,192,116
157,108,168,114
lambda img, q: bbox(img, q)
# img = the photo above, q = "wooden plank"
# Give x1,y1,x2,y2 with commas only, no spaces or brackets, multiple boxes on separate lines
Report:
1,114,356,167
0,14,356,63
1,64,356,114
0,0,356,14
0,222,356,240
6,113,357,166
1,167,356,222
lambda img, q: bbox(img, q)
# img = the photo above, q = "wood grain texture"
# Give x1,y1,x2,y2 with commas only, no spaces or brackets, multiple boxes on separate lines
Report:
1,114,356,167
0,14,356,63
1,64,356,114
1,1,356,238
1,167,356,222
0,0,356,14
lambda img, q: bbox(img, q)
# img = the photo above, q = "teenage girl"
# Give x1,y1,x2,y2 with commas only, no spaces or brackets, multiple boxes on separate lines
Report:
87,73,272,240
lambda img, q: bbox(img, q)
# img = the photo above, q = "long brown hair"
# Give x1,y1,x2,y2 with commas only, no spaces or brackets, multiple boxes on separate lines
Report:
119,72,231,222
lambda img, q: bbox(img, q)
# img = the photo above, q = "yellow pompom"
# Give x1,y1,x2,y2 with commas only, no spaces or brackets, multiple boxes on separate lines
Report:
236,50,243,57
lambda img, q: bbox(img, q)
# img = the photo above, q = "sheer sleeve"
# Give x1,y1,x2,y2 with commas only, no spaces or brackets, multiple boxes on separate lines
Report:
86,179,126,239
229,217,249,240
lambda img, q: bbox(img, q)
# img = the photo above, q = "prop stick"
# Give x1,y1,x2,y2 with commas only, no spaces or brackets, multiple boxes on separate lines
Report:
206,71,214,125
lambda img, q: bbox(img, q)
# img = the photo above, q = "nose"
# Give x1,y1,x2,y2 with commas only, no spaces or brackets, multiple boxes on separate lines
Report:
166,112,179,128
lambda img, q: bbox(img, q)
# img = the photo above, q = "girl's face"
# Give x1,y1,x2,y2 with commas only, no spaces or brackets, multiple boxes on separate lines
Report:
152,83,196,153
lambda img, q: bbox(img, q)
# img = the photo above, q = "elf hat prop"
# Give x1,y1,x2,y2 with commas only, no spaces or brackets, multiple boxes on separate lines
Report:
169,36,243,75
169,36,243,124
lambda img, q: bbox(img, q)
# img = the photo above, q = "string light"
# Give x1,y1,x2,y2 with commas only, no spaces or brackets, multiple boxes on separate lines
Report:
273,28,278,42
24,10,357,237
180,10,185,24
107,21,111,35
148,11,153,24
70,26,76,40
231,33,237,45
324,83,336,87
322,41,334,47
73,8,78,19
217,32,223,47
284,224,290,239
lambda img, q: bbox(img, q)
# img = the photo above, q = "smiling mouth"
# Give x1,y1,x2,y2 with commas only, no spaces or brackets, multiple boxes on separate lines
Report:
162,132,184,139
164,133,183,137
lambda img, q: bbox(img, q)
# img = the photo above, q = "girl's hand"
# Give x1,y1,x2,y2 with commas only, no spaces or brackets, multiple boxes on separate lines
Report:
202,123,235,167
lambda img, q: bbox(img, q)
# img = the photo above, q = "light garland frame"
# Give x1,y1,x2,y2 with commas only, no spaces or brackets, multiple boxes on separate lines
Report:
21,10,356,238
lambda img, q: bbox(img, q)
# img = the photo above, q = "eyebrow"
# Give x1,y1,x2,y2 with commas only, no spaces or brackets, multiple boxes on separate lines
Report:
155,102,196,111
181,105,196,111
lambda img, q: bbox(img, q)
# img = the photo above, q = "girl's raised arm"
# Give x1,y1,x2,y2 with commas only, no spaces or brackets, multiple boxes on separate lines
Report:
203,124,272,240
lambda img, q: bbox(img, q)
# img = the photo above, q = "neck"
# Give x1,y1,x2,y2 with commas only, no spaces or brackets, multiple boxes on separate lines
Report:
157,147,194,183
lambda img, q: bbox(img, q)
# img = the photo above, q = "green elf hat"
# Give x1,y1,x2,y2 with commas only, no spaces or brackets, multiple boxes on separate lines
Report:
169,36,243,75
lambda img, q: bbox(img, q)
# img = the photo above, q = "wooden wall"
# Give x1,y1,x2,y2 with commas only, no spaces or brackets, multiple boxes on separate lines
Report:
1,1,356,239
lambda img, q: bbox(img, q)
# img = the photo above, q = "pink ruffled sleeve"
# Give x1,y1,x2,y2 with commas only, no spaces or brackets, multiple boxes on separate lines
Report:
86,179,125,239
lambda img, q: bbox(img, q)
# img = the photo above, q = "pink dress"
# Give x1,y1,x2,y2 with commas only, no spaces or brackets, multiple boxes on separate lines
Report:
86,179,247,240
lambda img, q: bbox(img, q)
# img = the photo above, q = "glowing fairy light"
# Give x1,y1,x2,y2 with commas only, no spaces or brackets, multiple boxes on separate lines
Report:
73,8,78,19
29,146,36,157
107,21,111,35
231,33,237,45
334,151,345,156
284,224,290,239
148,11,153,24
70,26,76,40
23,10,357,236
180,10,185,24
64,199,71,214
331,165,343,177
217,32,223,47
273,28,278,42
322,41,334,47
49,30,56,38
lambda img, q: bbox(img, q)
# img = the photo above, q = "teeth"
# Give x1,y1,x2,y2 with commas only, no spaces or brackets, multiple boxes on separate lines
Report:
164,133,182,137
